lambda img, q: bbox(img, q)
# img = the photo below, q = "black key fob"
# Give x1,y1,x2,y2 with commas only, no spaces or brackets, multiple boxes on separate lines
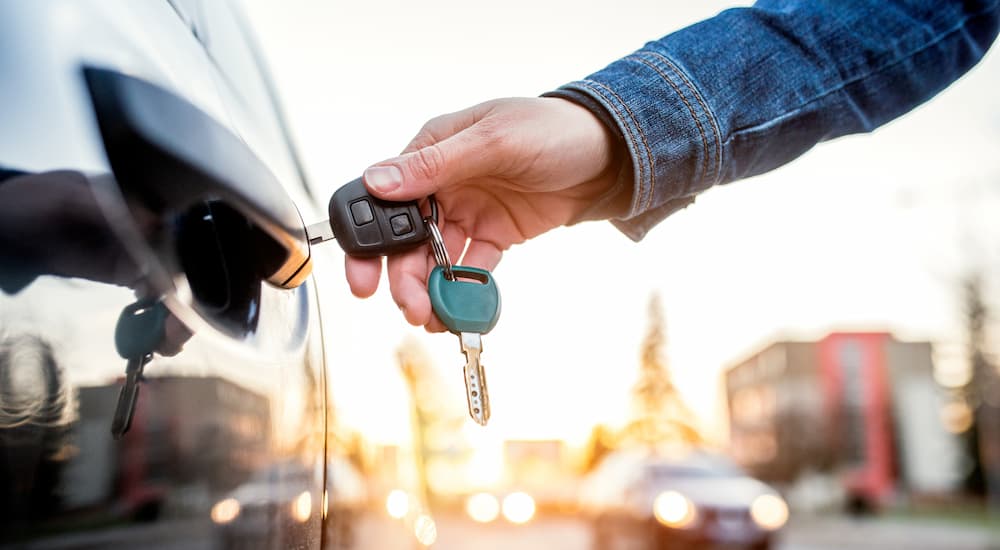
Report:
328,177,430,258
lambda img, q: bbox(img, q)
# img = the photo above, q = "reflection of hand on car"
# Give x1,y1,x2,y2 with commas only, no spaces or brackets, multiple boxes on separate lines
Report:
0,170,145,287
0,169,190,356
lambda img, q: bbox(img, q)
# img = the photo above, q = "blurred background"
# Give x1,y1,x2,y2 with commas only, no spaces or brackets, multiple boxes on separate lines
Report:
241,0,1000,548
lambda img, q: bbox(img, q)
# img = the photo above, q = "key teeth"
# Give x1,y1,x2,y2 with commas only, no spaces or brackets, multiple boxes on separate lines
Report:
479,365,490,425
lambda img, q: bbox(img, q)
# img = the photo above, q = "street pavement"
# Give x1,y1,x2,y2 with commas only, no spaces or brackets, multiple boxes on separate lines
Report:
11,511,998,549
430,513,1000,550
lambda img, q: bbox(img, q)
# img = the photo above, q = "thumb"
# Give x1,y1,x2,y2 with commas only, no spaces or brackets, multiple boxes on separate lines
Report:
363,129,498,201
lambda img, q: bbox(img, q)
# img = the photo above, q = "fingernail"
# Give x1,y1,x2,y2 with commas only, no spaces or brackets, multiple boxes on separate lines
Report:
364,165,402,193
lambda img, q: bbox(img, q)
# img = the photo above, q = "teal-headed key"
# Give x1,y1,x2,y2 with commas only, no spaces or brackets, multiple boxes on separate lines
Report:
114,299,168,359
428,265,501,334
112,299,168,439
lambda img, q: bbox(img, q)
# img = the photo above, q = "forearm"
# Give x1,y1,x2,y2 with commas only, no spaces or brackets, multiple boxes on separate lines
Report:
555,0,1000,240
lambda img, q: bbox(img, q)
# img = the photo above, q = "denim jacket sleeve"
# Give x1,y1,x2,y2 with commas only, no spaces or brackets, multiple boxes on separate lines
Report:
552,0,1000,240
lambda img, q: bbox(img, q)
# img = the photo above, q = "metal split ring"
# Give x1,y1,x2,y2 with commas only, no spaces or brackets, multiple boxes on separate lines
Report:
424,195,454,280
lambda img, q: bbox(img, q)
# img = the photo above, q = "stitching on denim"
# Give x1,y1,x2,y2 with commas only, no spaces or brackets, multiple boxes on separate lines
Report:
646,51,723,186
577,80,654,214
573,81,647,216
586,79,657,212
632,53,711,194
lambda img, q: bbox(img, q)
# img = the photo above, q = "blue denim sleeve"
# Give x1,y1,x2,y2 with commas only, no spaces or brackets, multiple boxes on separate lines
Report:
555,0,1000,240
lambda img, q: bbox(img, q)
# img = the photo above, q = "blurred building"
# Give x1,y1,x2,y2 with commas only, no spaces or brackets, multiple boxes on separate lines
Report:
62,376,270,514
725,332,962,509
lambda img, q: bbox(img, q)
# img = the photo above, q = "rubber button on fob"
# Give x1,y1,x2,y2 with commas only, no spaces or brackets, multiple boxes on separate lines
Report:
390,213,413,236
350,200,374,226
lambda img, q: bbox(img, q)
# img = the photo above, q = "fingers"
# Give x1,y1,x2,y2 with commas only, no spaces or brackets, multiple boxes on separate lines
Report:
385,220,467,330
157,314,193,357
386,247,433,327
363,112,503,201
344,256,382,298
460,239,503,272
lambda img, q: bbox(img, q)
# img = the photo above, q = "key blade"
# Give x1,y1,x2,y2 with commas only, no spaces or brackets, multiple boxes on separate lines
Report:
111,364,142,439
306,220,335,245
111,354,150,439
460,333,490,426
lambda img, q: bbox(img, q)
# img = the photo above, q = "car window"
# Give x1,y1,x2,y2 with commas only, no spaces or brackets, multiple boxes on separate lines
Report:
166,0,316,210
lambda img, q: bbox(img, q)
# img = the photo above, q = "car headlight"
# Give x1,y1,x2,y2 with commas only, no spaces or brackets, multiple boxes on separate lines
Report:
386,489,410,519
750,493,788,530
211,497,241,524
501,492,536,524
653,491,698,529
291,491,312,523
414,514,438,546
466,492,501,523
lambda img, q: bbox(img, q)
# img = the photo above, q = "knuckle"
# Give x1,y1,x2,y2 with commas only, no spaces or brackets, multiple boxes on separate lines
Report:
474,116,515,157
410,143,446,181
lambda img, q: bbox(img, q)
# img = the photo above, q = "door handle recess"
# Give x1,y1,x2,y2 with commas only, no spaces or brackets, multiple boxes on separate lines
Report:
83,66,311,289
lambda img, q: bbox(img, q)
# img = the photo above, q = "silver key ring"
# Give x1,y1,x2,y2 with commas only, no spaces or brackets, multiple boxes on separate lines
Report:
424,214,454,280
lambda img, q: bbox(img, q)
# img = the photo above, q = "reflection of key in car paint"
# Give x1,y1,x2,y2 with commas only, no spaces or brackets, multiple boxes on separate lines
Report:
110,299,167,439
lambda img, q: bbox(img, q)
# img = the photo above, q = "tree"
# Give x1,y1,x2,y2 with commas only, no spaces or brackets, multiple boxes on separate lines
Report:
580,424,616,473
957,271,1000,508
620,294,703,449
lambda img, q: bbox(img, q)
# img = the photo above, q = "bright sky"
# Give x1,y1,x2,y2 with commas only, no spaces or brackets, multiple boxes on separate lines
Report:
241,0,1000,446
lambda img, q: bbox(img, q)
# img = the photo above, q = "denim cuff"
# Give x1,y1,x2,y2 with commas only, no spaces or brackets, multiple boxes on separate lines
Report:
554,51,719,240
540,89,634,228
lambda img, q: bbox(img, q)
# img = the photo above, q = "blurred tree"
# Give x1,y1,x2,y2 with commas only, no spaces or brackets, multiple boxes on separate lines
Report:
620,294,703,450
396,337,467,503
959,273,988,497
958,272,1000,508
580,423,616,473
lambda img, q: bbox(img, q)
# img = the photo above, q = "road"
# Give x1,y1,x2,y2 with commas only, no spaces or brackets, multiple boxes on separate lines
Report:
431,513,1000,550
10,512,998,549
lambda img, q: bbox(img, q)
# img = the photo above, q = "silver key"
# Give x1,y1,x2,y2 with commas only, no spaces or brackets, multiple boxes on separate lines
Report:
460,332,490,426
305,220,335,245
111,353,151,439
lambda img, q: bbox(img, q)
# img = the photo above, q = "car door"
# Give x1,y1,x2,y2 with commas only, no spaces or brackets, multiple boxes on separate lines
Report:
0,2,326,548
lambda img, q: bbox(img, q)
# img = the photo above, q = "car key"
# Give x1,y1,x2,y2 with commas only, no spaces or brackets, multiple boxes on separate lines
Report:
427,264,502,426
306,177,430,258
110,299,167,439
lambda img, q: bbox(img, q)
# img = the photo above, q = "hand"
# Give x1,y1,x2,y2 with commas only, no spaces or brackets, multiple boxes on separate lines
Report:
344,97,622,331
0,170,190,356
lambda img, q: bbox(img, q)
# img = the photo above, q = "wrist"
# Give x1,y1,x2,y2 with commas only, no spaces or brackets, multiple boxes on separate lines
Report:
541,90,633,223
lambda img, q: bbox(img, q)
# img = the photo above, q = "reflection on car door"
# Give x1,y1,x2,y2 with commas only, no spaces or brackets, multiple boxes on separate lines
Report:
0,2,326,549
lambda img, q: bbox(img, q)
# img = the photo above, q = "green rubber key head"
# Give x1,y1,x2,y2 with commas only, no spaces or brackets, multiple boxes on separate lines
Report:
114,299,169,359
428,265,501,334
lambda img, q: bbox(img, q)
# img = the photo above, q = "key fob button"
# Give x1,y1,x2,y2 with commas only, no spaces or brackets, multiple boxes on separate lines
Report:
350,199,375,226
327,177,430,258
390,213,413,236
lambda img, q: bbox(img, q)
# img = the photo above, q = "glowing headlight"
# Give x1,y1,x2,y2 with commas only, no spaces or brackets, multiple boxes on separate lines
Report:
501,492,536,524
291,491,312,523
750,493,788,530
386,489,410,519
211,497,240,524
653,491,698,529
466,492,501,523
414,513,438,546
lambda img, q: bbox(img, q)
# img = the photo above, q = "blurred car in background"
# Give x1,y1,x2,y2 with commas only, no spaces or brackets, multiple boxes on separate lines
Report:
463,490,538,525
211,460,323,549
579,450,788,550
0,1,430,549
